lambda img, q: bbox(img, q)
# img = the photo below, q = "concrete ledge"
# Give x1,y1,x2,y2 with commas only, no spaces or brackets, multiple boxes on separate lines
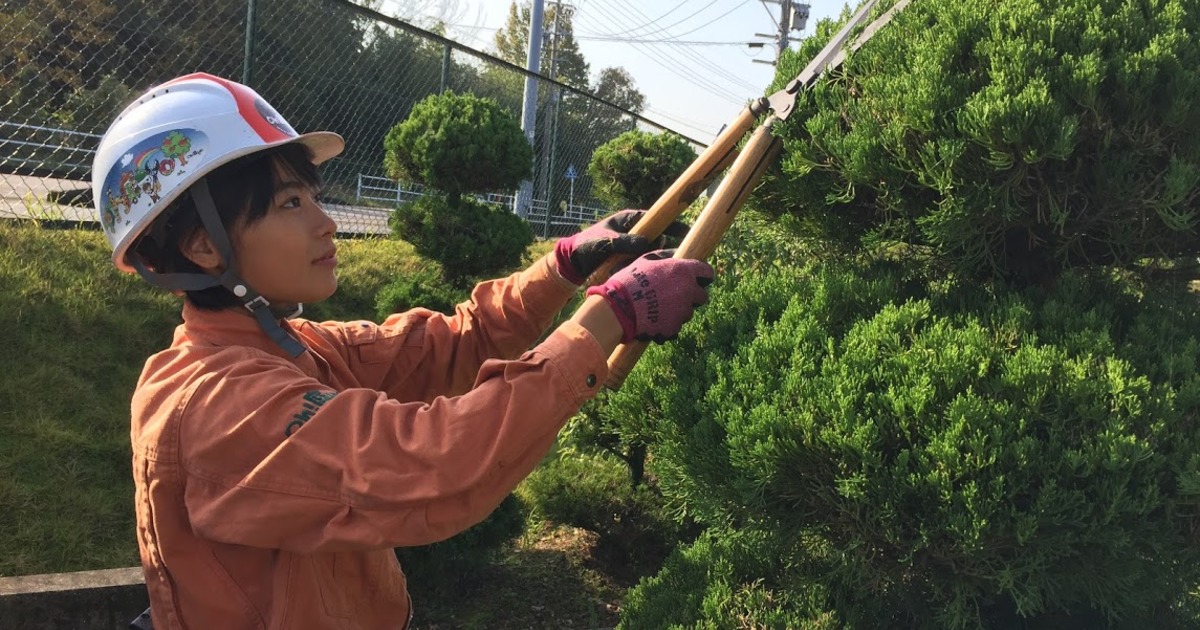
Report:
0,567,148,630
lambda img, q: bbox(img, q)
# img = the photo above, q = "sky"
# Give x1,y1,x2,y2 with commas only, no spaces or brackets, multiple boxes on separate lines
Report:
385,0,852,145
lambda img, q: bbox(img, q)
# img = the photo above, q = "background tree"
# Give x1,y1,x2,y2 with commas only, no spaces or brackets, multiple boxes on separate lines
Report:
491,1,651,218
493,1,589,88
588,130,696,209
0,0,117,126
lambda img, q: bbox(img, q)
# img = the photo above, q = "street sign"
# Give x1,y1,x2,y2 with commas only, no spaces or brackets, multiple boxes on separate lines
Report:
564,165,578,212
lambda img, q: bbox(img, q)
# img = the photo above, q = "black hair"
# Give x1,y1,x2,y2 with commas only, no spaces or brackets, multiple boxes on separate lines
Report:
133,142,323,310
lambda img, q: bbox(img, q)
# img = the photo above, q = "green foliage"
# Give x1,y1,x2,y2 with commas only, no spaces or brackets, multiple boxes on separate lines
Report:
572,209,823,487
606,244,1200,627
383,91,532,200
395,494,526,595
620,529,838,630
588,130,697,209
521,450,688,567
390,195,534,284
374,265,469,319
758,0,1200,285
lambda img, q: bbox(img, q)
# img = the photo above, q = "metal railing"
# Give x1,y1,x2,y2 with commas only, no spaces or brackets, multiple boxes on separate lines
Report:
0,121,101,177
354,174,604,236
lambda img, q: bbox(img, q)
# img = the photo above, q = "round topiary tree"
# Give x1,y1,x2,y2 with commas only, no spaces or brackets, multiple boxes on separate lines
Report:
755,0,1200,285
383,91,534,284
384,91,533,203
588,129,697,209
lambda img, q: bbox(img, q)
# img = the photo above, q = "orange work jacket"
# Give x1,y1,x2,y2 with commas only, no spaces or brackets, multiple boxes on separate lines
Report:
130,256,608,629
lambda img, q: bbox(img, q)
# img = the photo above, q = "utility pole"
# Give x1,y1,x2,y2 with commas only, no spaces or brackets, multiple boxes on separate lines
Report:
774,0,792,60
539,1,566,238
514,0,545,218
751,1,810,65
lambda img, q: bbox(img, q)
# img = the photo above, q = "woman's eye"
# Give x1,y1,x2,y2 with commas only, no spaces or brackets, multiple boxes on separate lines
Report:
282,197,302,208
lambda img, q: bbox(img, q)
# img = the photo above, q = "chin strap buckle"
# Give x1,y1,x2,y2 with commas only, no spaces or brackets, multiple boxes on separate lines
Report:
243,295,270,312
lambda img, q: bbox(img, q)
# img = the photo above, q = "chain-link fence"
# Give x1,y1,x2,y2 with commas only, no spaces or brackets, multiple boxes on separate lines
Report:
0,0,706,238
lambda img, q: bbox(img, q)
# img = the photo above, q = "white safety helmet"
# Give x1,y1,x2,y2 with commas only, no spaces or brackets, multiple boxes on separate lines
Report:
92,72,344,272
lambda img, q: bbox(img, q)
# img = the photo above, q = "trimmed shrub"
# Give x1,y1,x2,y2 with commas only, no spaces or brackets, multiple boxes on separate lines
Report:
383,90,532,201
758,0,1200,284
611,250,1200,628
374,265,469,319
620,529,838,630
521,450,688,563
383,90,534,282
588,130,697,209
389,195,533,284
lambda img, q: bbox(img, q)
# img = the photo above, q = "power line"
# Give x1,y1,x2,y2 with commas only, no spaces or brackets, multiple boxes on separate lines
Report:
582,1,751,104
584,0,690,38
644,106,724,137
449,21,752,46
760,0,780,28
599,0,761,93
603,0,725,40
576,36,755,46
649,0,754,40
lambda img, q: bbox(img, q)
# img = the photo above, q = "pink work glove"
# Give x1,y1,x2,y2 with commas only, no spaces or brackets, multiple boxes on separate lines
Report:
554,209,688,285
585,250,714,344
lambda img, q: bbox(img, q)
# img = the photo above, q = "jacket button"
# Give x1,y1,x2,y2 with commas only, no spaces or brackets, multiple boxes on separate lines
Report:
585,374,597,387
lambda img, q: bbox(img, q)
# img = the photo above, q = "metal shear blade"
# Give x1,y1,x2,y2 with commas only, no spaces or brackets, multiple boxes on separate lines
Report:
766,0,913,121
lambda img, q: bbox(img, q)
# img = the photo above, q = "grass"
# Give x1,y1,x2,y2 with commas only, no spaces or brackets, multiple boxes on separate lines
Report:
0,220,672,628
408,523,626,629
0,222,178,575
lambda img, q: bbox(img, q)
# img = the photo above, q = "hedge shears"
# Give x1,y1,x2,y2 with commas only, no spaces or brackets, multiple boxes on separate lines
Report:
586,0,913,390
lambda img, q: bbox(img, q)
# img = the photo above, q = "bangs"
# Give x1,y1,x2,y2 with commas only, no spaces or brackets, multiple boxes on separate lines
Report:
237,142,323,225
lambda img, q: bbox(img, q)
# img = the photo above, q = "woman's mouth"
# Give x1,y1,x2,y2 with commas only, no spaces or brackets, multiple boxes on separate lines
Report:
313,250,337,266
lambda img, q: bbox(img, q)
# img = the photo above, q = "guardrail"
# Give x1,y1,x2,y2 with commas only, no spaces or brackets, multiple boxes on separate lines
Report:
0,120,100,179
355,174,605,235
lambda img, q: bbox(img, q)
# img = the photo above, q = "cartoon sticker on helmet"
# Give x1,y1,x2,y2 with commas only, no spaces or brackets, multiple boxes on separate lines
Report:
254,97,297,138
100,129,208,234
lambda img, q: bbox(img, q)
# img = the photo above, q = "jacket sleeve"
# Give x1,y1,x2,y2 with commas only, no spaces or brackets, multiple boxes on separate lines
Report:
176,320,609,553
305,255,579,401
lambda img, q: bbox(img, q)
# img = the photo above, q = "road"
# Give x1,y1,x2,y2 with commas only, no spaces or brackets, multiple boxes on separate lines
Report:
0,173,392,235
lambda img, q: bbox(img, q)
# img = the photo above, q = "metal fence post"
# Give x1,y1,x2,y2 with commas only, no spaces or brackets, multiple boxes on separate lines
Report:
243,0,257,85
441,44,451,92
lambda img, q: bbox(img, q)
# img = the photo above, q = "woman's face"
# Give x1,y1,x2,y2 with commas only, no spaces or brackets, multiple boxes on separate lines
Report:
231,159,339,307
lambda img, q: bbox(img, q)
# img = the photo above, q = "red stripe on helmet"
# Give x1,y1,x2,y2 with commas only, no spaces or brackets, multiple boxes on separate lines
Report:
164,73,291,143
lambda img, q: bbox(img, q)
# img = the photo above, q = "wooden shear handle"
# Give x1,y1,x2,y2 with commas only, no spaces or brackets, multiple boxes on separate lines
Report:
604,118,783,390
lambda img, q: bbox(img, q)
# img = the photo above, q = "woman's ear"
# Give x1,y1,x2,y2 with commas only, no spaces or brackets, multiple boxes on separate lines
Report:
180,230,224,272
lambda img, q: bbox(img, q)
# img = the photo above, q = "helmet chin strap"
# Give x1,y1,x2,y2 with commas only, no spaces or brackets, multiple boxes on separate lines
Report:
132,178,307,358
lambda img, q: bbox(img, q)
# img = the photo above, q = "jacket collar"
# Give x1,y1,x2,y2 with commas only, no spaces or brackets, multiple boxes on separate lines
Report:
175,301,315,370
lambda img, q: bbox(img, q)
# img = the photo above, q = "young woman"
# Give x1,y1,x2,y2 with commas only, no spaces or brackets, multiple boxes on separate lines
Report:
94,73,712,629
